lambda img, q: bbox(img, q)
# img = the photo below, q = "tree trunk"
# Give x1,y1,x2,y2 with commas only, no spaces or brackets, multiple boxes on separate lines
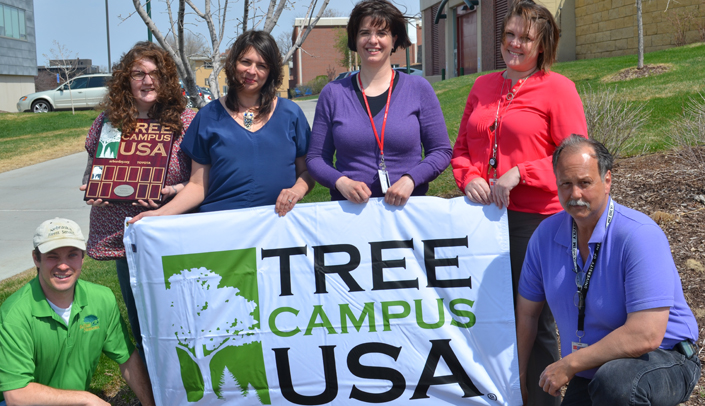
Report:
637,0,644,69
243,0,249,33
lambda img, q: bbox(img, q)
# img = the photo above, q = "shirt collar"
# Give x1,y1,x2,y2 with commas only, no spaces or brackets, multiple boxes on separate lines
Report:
587,196,614,245
29,278,88,319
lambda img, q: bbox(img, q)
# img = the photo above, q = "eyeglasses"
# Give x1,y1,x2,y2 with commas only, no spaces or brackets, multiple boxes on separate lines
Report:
130,70,160,81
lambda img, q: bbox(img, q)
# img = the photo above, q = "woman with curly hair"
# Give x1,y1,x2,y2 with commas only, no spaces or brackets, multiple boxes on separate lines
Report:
131,30,313,219
80,41,195,362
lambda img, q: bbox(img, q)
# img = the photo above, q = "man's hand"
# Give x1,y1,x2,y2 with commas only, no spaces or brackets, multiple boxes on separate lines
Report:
539,358,575,397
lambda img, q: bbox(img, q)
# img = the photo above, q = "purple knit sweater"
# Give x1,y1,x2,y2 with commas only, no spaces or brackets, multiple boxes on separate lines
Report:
307,72,452,200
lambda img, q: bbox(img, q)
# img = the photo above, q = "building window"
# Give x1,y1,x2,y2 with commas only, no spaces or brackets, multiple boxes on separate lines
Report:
203,61,213,69
0,3,27,40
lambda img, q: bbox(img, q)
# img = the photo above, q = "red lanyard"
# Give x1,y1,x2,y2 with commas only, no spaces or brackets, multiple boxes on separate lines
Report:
358,71,394,160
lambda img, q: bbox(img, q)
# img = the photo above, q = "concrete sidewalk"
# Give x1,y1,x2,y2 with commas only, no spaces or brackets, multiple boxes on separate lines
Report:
0,152,91,281
0,99,317,282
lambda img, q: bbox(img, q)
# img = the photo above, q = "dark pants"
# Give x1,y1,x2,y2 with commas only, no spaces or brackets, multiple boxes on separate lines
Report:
116,257,146,366
509,210,561,406
562,348,701,406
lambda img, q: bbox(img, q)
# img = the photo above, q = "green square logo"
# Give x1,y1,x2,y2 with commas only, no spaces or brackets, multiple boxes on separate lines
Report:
162,248,270,404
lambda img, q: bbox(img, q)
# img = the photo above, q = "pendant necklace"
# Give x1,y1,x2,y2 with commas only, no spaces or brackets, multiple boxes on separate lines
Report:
239,104,255,130
488,69,538,178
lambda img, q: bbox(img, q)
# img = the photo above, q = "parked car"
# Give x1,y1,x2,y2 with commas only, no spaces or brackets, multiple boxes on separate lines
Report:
334,71,357,81
198,86,213,103
17,74,111,113
180,80,212,107
294,87,313,97
394,67,423,76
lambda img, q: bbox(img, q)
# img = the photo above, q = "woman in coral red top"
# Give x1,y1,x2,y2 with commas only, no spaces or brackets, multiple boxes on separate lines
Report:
451,1,587,405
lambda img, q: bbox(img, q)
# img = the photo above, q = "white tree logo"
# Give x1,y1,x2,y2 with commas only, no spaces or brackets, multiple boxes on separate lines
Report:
167,267,259,397
97,122,122,159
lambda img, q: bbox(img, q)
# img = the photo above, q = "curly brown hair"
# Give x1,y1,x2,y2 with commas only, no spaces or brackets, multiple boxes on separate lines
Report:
224,31,283,120
102,41,186,135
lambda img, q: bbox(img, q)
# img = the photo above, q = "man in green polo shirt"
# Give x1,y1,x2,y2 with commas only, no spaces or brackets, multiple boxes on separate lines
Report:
0,218,155,406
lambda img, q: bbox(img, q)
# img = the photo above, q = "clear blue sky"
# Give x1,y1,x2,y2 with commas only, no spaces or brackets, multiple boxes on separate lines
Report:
34,0,420,69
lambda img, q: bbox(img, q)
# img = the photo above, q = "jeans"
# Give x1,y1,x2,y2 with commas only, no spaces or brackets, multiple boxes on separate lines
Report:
116,257,146,366
509,210,561,406
562,348,702,406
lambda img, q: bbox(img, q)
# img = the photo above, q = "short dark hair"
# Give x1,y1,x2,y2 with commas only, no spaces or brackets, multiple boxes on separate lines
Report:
553,135,613,179
501,0,560,72
347,0,412,53
224,31,283,120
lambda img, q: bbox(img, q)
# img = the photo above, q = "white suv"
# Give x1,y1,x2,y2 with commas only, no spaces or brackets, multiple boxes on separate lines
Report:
17,74,111,113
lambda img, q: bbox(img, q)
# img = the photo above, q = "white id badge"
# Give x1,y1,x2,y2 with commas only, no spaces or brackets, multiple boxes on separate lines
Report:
489,177,497,189
378,169,391,194
571,341,588,353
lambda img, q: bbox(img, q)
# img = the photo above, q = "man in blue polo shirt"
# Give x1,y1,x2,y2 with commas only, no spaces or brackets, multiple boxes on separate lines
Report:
0,218,155,406
516,136,701,405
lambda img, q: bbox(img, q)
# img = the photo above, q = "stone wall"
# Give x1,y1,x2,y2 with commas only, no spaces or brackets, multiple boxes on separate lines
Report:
575,0,705,59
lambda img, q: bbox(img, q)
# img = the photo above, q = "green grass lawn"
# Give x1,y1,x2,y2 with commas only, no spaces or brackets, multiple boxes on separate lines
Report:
435,42,705,155
0,110,99,172
1,42,704,402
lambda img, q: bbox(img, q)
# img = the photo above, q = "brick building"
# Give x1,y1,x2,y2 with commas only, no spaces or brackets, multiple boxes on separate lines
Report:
421,0,704,83
290,17,422,89
575,0,705,60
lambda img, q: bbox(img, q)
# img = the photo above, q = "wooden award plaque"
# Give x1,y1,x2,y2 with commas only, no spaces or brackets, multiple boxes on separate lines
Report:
84,119,174,202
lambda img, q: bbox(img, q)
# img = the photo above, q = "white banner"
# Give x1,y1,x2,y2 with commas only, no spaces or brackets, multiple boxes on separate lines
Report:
124,197,521,406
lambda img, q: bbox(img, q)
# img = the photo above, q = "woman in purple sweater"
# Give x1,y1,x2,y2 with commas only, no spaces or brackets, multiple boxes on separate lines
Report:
307,0,451,206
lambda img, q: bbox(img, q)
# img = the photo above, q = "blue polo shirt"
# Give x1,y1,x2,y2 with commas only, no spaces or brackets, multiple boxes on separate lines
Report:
519,198,698,379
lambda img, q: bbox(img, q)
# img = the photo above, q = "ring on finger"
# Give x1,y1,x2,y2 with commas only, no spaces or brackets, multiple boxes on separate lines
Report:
288,199,293,203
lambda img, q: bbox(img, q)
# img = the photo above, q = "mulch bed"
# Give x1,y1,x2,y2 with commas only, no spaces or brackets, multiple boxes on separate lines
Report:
606,63,671,81
611,152,705,404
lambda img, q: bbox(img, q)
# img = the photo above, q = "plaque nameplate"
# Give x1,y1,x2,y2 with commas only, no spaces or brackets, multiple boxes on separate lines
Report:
84,119,174,202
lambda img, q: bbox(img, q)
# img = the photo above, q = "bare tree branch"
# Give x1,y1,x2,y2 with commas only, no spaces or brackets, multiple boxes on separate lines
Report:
263,0,288,33
130,0,330,100
44,41,80,114
283,0,330,63
243,0,250,32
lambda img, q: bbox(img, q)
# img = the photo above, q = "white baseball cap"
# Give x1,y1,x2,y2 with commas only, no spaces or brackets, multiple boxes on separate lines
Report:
33,218,87,253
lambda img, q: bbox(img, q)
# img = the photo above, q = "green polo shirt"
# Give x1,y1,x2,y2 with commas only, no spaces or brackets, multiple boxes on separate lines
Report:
0,278,134,401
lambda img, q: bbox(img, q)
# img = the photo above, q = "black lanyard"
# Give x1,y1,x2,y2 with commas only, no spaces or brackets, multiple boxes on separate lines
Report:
572,199,614,339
